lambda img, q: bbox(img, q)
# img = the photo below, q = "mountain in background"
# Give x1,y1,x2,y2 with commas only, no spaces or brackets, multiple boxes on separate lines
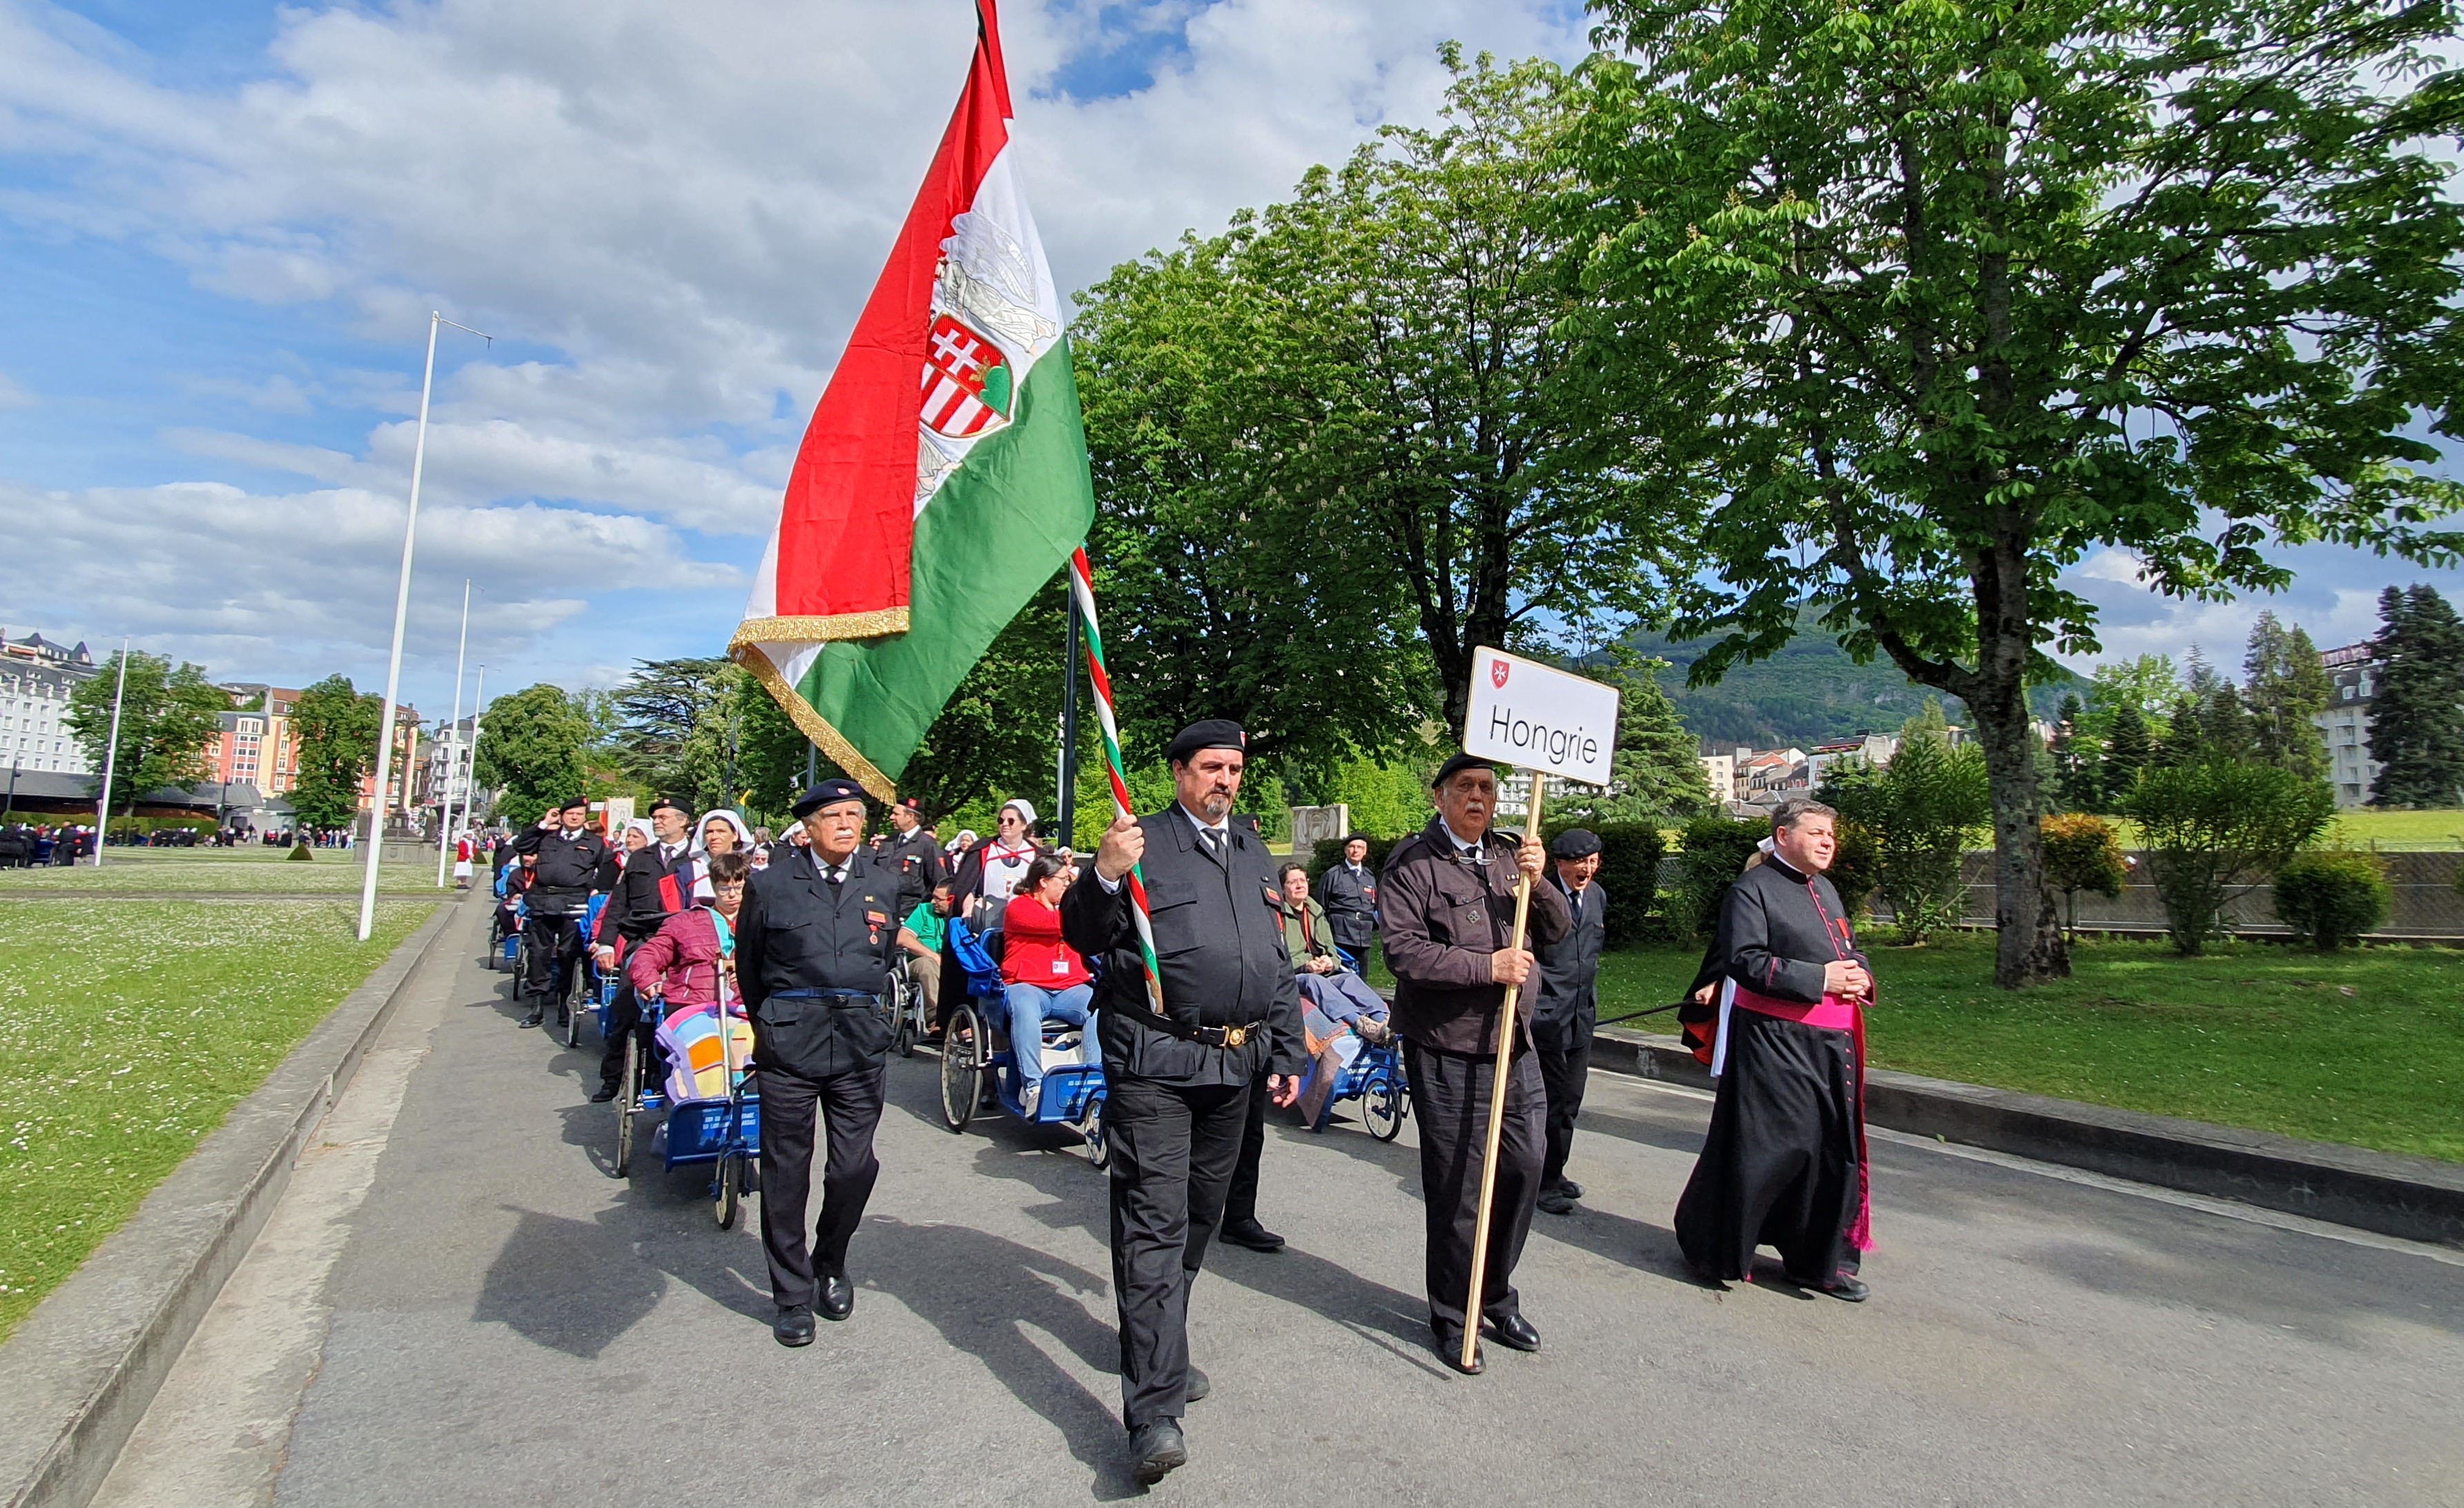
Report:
1617,615,2081,749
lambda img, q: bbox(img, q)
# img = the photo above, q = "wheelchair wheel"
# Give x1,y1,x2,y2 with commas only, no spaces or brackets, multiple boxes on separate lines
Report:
1363,1075,1406,1142
614,1034,639,1176
714,1153,741,1230
563,984,585,1048
889,970,915,1058
1083,1094,1110,1171
940,1004,981,1131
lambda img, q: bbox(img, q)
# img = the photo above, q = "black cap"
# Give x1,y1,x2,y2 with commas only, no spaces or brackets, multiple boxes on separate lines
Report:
1430,753,1504,789
896,795,924,813
791,779,869,818
557,795,590,812
1551,827,1602,860
646,795,688,818
1165,719,1247,764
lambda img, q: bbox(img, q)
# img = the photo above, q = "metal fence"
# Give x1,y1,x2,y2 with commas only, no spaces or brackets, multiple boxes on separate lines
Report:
1932,850,2464,942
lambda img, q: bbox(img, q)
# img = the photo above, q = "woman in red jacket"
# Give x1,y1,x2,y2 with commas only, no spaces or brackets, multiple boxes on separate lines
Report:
1000,853,1094,1116
627,851,750,1022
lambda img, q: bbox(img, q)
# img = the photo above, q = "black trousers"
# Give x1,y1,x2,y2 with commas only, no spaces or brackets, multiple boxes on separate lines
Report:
1536,1014,1594,1190
1404,1039,1544,1344
598,977,660,1093
521,911,583,1003
1222,1068,1270,1228
756,1061,886,1310
1107,1073,1248,1431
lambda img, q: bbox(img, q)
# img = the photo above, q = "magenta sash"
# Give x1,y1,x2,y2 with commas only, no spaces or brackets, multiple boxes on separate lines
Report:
1731,985,1855,1032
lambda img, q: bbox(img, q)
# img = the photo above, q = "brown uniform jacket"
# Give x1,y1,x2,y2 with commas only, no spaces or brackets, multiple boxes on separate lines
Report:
1378,817,1571,1056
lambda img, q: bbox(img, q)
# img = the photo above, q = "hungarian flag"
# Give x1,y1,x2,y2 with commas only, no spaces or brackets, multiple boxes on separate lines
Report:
731,0,1094,799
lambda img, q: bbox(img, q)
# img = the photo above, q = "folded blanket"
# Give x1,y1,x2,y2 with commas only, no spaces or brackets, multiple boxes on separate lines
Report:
656,1002,754,1103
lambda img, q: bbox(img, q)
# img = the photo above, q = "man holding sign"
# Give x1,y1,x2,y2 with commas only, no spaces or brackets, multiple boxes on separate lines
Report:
1382,649,1617,1372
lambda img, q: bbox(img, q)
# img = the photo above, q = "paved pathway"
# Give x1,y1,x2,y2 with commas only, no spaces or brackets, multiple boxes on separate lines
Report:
96,895,2464,1505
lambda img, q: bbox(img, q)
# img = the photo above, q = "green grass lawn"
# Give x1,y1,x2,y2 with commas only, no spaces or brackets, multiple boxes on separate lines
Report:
2095,807,2464,849
0,845,451,894
1587,932,2464,1163
0,896,436,1343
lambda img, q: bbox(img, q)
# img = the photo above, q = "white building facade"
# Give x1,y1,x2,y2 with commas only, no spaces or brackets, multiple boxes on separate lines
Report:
0,632,98,774
2316,642,2381,808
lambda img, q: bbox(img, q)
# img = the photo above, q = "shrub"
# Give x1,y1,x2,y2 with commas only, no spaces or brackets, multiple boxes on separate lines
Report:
2272,851,2392,951
2041,813,2127,937
1826,820,1881,921
1583,822,1667,950
1306,833,1401,883
1828,710,1990,942
2124,761,2335,954
1674,816,1769,938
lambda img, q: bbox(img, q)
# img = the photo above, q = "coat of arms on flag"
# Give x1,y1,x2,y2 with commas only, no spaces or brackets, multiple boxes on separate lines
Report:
921,313,1013,439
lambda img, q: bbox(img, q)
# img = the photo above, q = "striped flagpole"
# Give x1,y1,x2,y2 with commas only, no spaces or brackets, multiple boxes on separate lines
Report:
1066,547,1165,1016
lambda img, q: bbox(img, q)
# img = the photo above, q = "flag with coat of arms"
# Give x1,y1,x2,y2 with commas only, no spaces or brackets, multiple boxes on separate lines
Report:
732,0,1094,799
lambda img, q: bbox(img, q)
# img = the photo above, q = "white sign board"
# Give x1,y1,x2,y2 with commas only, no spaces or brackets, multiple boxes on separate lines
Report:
1462,646,1621,786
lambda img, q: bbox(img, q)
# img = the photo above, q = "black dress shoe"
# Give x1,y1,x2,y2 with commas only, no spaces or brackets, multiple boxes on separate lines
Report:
1555,1178,1584,1200
589,1085,617,1103
1184,1365,1209,1404
1535,1189,1574,1216
518,1012,542,1029
773,1305,815,1347
1823,1275,1871,1303
1434,1333,1484,1375
818,1273,855,1321
1221,1218,1285,1253
1485,1313,1542,1352
1128,1420,1187,1485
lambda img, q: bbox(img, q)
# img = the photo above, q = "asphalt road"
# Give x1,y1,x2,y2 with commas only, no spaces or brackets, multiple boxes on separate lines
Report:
96,895,2464,1506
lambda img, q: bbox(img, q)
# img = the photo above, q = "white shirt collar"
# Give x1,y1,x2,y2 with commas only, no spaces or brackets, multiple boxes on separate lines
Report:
1177,802,1230,838
1438,818,1488,859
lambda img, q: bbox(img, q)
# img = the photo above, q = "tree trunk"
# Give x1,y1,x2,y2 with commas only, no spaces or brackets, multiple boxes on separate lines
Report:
1970,536,2070,987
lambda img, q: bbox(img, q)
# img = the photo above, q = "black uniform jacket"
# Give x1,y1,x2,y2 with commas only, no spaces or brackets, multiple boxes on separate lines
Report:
1318,861,1379,952
1715,857,1866,1003
1533,876,1607,1041
510,825,615,915
601,841,697,945
1060,806,1305,1086
736,847,901,1080
1379,817,1571,1057
882,824,944,914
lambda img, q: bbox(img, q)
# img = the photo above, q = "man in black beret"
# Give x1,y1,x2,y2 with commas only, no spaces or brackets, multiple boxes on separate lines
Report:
735,778,903,1346
1062,718,1304,1485
509,796,616,1028
1377,755,1570,1373
1533,828,1607,1215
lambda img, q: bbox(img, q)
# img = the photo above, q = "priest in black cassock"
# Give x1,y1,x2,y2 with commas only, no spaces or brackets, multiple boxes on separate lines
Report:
1673,797,1876,1301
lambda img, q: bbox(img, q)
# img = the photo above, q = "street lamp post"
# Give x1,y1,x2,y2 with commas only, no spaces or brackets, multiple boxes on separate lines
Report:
91,638,128,867
358,312,489,942
435,579,472,887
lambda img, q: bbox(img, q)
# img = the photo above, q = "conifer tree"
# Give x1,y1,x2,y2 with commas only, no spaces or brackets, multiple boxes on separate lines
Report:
2369,585,2464,807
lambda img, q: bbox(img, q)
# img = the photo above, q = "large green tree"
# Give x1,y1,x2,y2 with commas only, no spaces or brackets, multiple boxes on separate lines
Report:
287,675,384,831
474,684,592,829
2241,612,2334,781
1554,652,1716,825
610,657,744,815
2369,583,2464,806
1574,0,2464,986
64,652,226,822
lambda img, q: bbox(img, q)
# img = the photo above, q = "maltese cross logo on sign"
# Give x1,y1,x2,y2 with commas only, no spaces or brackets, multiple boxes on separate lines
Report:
1491,659,1510,689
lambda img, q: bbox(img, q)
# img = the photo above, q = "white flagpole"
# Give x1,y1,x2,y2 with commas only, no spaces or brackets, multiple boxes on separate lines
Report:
358,311,489,942
434,578,472,887
90,637,129,867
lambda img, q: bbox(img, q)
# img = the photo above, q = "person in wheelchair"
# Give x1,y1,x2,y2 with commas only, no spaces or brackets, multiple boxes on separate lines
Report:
999,853,1096,1116
625,850,751,1100
898,878,954,1029
1275,863,1393,1046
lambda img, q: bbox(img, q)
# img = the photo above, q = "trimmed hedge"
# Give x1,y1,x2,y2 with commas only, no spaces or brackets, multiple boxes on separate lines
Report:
1674,816,1769,938
2273,851,2392,951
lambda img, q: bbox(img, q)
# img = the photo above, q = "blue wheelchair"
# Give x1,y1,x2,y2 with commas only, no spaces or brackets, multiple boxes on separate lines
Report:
1296,945,1409,1142
935,915,1109,1168
612,989,763,1229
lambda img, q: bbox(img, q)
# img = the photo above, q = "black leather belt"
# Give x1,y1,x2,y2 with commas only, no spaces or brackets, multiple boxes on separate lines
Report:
1133,1010,1267,1050
771,988,882,1007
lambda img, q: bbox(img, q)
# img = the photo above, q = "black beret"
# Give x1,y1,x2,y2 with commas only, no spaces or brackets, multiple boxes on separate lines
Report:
557,795,590,811
1551,827,1602,860
896,795,924,812
791,779,869,818
646,795,689,817
1430,753,1505,789
1165,719,1247,764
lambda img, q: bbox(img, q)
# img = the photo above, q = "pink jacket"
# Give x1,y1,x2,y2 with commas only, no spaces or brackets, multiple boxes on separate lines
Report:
626,905,733,1012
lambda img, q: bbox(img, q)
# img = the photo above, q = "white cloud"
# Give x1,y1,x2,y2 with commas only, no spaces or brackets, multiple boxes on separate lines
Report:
2074,547,2147,585
0,371,34,409
0,0,1593,688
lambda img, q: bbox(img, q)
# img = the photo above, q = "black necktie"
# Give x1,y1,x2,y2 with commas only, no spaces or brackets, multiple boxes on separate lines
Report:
1199,828,1225,866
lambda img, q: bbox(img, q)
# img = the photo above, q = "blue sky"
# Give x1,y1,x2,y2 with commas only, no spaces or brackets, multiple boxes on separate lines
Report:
0,0,2452,732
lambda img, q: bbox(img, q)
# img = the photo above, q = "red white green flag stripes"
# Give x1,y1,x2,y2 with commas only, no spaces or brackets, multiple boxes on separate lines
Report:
1067,548,1165,1016
730,0,1095,798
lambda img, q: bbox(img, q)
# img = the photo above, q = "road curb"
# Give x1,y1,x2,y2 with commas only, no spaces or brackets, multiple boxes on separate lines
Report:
0,891,467,1508
1591,1025,2464,1248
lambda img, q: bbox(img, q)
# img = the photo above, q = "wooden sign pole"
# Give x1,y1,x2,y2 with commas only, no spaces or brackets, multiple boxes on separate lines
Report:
1461,768,1544,1372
